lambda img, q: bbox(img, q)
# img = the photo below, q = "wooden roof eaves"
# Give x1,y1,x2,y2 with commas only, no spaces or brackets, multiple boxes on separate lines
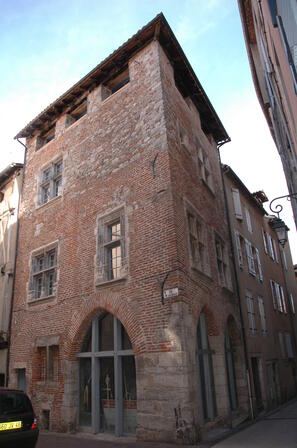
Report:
15,12,229,143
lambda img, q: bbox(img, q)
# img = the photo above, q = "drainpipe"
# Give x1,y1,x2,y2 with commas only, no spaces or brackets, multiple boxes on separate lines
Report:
5,138,26,387
217,145,254,420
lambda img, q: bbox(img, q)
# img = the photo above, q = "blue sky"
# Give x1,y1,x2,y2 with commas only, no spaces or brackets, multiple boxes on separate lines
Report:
1,0,296,260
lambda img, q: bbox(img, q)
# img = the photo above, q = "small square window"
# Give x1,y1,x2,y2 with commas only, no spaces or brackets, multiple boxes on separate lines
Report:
39,160,63,206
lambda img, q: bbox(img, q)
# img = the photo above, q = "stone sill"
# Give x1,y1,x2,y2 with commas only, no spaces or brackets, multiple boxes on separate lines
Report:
95,276,127,289
36,195,62,212
28,295,56,305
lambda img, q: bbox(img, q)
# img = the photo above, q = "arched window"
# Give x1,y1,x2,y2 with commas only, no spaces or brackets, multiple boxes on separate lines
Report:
196,312,217,425
77,313,136,435
225,323,238,411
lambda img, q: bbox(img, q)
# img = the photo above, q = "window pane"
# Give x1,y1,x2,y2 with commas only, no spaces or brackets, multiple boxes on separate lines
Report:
54,176,62,197
99,314,114,351
107,244,121,280
34,275,42,299
100,357,115,433
79,358,92,426
54,160,63,175
108,221,121,242
81,326,92,352
41,185,50,203
121,324,132,350
46,271,55,296
122,356,137,434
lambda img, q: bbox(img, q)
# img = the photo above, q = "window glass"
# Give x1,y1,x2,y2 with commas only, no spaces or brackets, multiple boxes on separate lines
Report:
99,314,114,351
121,323,132,350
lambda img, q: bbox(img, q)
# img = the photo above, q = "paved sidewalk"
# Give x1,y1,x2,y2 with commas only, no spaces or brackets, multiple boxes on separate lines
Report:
211,399,297,447
36,399,297,448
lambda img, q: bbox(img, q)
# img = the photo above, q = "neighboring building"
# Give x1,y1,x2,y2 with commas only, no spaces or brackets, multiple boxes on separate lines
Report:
9,14,249,443
238,0,297,227
223,165,297,414
0,163,23,387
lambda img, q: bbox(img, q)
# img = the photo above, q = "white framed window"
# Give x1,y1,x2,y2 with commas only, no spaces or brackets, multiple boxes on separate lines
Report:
39,159,63,205
29,243,58,301
245,207,252,233
270,280,286,313
245,239,256,275
95,207,127,285
280,286,287,314
258,296,267,336
255,248,263,282
187,210,209,275
215,235,231,289
234,230,244,269
262,228,268,254
231,188,242,220
246,291,256,335
272,239,279,263
267,233,275,260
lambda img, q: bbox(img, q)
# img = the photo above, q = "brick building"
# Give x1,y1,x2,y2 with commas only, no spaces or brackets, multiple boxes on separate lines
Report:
0,163,23,386
223,165,297,414
9,14,249,443
238,0,297,227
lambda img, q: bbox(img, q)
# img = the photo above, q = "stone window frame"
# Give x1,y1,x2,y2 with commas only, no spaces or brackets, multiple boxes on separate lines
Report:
38,157,63,207
185,201,210,277
36,336,60,384
28,241,59,302
36,125,56,151
214,233,232,290
196,139,214,194
95,206,128,286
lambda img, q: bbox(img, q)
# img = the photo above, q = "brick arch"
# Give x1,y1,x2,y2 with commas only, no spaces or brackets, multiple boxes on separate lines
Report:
225,314,241,342
197,304,219,337
65,291,148,360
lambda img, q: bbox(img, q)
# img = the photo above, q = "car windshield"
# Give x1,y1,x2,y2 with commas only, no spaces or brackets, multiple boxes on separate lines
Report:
0,392,32,415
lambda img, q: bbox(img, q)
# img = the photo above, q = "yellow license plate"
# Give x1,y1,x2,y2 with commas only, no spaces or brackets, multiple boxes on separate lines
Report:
0,421,22,431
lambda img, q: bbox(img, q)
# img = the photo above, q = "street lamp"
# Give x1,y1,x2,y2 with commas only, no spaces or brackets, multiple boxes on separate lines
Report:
270,217,289,247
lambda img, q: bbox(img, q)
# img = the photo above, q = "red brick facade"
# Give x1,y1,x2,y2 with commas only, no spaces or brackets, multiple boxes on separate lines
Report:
10,15,249,443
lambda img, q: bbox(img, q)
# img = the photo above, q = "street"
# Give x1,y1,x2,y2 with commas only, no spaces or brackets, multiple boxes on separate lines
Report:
37,399,297,447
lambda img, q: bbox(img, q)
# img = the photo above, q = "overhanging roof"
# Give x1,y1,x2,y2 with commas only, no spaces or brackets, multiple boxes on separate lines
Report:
0,163,23,187
15,13,229,144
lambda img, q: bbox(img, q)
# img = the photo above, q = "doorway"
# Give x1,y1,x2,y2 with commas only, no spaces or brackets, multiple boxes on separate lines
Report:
77,313,136,435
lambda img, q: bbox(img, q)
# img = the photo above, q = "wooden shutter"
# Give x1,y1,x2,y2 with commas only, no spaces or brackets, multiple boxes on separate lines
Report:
262,228,268,254
245,208,252,233
232,188,242,220
255,248,263,281
272,239,279,263
235,231,243,268
280,286,287,313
